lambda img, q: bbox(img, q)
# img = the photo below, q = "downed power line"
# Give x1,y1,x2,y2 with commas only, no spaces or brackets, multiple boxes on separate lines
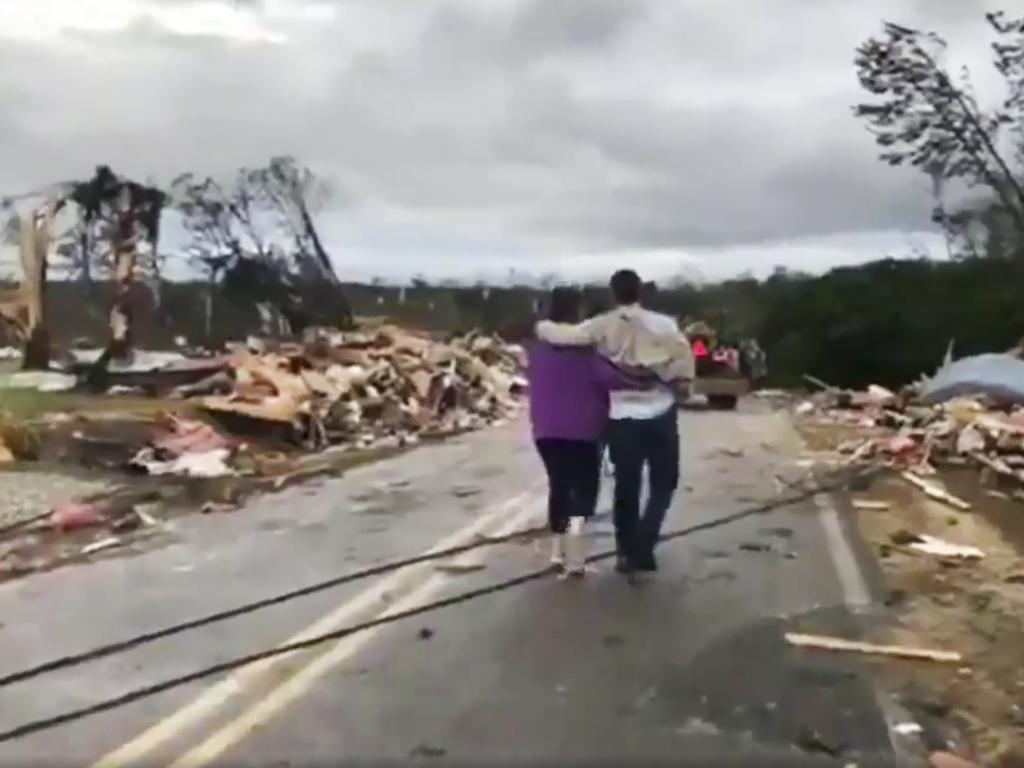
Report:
0,464,882,744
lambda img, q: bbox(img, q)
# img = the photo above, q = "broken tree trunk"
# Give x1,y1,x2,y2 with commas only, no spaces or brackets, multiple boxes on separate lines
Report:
298,202,338,285
19,207,51,370
86,216,137,389
108,215,137,361
77,220,93,291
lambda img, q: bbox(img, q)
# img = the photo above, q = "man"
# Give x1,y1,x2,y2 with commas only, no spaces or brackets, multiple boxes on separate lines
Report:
535,270,694,574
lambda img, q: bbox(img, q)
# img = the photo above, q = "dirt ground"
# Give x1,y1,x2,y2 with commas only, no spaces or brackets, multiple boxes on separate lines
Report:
798,419,1024,767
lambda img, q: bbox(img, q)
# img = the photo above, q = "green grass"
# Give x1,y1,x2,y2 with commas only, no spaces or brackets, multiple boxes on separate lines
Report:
0,389,67,421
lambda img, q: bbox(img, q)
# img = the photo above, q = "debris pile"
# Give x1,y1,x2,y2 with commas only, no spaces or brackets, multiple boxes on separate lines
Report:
796,382,1024,489
188,326,525,451
0,324,525,484
130,415,235,478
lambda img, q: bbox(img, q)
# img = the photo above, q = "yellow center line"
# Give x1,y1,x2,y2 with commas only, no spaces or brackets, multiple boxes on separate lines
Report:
166,500,545,768
89,486,542,768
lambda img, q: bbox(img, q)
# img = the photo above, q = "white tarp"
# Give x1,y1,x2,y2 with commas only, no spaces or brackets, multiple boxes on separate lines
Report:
0,370,76,392
922,353,1024,406
66,349,188,373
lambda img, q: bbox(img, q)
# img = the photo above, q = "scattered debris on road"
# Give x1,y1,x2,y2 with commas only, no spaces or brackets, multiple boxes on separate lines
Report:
795,725,844,758
798,376,1024,484
907,534,985,560
892,721,924,736
434,562,486,575
901,472,971,511
48,502,106,532
409,744,447,759
80,536,122,556
929,753,983,768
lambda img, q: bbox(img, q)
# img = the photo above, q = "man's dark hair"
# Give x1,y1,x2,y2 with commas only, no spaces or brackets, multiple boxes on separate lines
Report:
610,269,641,305
547,286,581,323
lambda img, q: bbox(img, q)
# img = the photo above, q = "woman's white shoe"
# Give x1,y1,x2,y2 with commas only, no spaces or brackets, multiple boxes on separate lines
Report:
564,517,587,576
550,533,567,569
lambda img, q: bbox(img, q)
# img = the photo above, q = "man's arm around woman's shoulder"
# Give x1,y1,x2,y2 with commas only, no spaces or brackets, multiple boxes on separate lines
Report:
535,312,608,347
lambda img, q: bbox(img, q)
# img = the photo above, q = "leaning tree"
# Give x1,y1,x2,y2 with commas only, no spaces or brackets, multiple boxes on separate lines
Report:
853,12,1024,259
175,158,353,333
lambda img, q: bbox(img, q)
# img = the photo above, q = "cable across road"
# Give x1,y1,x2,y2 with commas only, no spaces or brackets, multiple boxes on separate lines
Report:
0,465,881,744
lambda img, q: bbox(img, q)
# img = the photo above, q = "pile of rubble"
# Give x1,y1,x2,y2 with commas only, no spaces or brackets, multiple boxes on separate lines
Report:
795,381,1024,498
0,324,526,481
173,325,526,453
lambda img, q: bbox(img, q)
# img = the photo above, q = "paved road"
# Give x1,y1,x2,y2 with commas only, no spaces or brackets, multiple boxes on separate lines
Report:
0,404,916,766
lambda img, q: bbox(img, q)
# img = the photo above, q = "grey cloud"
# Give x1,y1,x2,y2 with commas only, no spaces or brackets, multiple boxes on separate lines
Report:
509,0,648,54
0,0,997,275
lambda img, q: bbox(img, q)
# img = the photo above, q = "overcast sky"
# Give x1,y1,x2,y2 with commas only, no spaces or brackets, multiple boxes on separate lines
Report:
0,0,1008,284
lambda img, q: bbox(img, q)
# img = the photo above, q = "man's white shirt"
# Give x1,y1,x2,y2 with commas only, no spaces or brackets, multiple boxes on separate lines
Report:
606,309,676,421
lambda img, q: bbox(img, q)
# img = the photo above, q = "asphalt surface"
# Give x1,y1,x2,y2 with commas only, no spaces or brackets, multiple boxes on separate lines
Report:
0,404,917,766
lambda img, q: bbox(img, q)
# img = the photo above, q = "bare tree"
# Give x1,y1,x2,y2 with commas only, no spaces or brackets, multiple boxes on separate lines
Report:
174,158,353,335
853,13,1024,250
243,156,340,283
171,174,240,277
171,170,275,270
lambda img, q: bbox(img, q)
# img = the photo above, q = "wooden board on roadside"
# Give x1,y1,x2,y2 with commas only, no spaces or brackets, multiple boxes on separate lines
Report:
785,632,962,663
852,499,891,511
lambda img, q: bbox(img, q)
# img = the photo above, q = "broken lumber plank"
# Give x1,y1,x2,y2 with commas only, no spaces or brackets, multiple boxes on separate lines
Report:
971,451,1022,481
784,633,962,663
852,499,891,511
900,471,971,511
201,394,303,426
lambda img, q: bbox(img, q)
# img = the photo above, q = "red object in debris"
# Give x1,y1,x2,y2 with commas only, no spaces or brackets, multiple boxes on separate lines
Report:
693,339,708,358
929,752,981,768
153,418,230,458
884,435,918,455
49,503,106,532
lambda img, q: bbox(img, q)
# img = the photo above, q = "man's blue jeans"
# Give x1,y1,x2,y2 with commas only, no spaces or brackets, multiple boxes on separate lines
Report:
607,408,680,568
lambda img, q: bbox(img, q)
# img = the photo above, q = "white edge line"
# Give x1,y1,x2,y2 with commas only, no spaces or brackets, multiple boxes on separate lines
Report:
813,492,872,608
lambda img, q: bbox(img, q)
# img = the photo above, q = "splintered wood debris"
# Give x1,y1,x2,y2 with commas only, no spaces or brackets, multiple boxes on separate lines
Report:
195,326,525,450
784,632,962,663
795,383,1024,493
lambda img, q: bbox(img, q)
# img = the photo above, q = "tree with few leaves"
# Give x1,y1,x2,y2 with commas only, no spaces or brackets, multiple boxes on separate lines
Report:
172,172,254,280
854,12,1024,250
242,156,340,284
68,165,167,367
174,160,352,334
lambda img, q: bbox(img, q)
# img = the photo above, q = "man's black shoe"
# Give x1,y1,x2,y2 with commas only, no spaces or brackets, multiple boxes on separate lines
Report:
615,555,633,574
632,553,658,572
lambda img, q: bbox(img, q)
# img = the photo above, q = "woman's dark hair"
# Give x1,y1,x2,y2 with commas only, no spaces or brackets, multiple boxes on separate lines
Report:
547,286,581,323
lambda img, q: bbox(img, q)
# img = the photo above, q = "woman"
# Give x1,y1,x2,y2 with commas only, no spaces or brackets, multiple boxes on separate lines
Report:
526,286,646,576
